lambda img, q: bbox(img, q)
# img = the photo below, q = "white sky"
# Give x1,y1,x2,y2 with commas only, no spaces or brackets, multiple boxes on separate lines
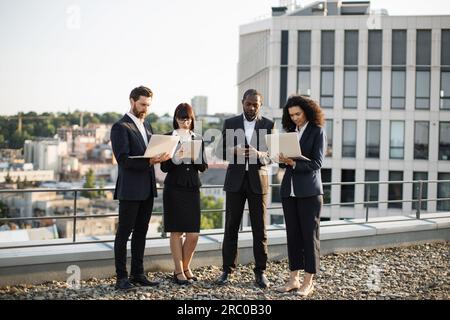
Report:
0,0,449,116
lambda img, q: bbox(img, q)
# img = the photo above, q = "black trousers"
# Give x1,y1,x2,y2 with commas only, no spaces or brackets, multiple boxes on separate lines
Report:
281,195,322,274
222,173,268,274
114,195,154,279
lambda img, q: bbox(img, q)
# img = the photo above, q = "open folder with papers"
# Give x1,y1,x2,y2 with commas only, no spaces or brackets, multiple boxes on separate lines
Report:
265,132,311,161
129,134,180,158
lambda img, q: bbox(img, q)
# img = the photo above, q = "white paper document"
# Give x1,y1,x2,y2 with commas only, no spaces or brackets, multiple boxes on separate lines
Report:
265,132,311,161
129,134,180,158
180,140,203,161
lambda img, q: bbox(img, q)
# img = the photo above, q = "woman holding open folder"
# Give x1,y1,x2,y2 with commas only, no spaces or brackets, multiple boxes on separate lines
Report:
160,103,208,285
276,95,326,297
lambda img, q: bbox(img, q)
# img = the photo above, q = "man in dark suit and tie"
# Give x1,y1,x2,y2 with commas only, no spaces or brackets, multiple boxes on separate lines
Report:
110,86,170,290
215,89,274,288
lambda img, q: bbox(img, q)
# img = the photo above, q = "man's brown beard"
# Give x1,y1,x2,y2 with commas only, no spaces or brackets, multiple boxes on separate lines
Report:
132,105,146,119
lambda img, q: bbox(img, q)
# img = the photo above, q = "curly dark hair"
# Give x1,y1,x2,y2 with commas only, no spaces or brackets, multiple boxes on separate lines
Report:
281,95,325,132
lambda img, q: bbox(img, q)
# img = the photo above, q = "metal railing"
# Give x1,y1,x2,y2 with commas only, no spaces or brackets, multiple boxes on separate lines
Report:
0,180,449,250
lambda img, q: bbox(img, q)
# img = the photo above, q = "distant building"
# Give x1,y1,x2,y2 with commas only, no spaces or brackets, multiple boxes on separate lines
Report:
24,138,68,172
0,169,54,184
57,124,111,158
191,95,208,116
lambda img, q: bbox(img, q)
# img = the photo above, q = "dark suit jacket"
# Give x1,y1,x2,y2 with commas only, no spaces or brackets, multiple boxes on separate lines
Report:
160,132,208,188
110,114,157,200
280,123,326,198
218,114,274,195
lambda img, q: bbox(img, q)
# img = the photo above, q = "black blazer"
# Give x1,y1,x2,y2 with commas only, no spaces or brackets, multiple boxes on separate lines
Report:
160,132,208,188
280,123,326,198
110,114,157,200
218,114,274,195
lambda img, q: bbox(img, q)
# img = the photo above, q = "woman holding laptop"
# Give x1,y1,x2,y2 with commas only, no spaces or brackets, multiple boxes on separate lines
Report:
276,95,326,297
160,103,208,285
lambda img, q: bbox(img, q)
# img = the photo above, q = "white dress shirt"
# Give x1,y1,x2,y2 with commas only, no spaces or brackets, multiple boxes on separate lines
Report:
290,121,309,197
243,114,256,171
127,112,148,146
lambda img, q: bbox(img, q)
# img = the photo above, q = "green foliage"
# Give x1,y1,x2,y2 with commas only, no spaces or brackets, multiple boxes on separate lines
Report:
98,178,106,198
200,193,223,230
81,168,99,198
0,111,123,149
0,200,8,220
4,172,13,184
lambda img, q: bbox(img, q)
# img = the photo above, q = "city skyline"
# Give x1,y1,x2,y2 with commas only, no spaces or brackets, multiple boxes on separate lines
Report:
1,0,450,117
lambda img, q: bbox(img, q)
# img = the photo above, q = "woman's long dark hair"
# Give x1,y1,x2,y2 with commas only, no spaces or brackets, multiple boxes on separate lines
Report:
281,95,325,132
173,103,195,130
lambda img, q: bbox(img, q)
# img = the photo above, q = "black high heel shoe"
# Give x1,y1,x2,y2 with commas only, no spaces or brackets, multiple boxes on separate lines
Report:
173,271,191,285
184,269,198,281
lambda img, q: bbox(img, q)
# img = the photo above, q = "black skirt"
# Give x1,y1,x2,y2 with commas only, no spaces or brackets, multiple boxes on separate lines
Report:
163,185,201,233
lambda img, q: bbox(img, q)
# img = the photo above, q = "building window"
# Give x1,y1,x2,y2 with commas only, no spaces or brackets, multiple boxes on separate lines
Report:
368,30,382,65
321,30,335,65
297,69,311,96
281,30,289,65
442,29,450,65
439,122,450,160
344,69,358,108
366,120,380,158
391,69,406,109
280,67,288,108
390,121,405,159
280,30,289,108
415,69,430,109
325,119,333,157
412,172,428,211
437,172,450,211
392,30,407,66
320,69,334,108
388,171,403,209
342,120,356,158
440,70,450,109
344,30,358,65
414,121,429,160
321,169,331,204
416,30,431,110
298,31,311,65
364,170,379,208
367,69,381,108
320,31,334,108
416,30,431,66
441,30,450,108
341,169,355,207
297,31,311,97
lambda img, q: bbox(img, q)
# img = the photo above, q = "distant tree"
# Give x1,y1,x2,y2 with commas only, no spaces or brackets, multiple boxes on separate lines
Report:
100,112,121,124
145,113,159,123
200,194,224,230
98,178,106,198
4,172,13,184
0,201,8,220
16,176,21,187
81,169,99,198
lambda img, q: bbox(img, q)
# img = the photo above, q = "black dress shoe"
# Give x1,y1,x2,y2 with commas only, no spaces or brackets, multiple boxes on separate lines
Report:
129,274,160,287
173,272,191,285
215,271,229,285
184,269,198,281
255,273,270,289
115,277,136,290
